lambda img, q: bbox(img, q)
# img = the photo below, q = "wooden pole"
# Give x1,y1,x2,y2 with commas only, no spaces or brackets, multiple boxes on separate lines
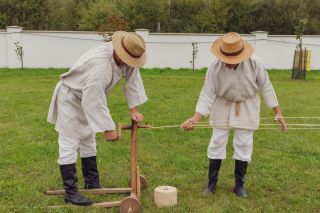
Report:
92,201,122,208
136,166,141,200
46,188,132,195
48,200,122,209
131,120,138,194
292,49,297,79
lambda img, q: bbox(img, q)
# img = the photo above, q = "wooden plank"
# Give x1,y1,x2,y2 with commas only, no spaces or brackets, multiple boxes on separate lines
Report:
46,188,132,195
121,124,132,130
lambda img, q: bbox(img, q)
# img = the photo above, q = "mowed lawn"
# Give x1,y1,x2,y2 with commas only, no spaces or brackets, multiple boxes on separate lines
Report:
0,68,319,213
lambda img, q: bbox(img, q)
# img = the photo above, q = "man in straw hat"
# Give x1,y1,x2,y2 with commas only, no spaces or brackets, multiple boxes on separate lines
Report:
47,31,148,205
181,32,287,198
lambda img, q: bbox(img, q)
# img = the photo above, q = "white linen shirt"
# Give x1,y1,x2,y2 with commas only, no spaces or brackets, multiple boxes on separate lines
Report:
196,54,278,130
47,42,148,139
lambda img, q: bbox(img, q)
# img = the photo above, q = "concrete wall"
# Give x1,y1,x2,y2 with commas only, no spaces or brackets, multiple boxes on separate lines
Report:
0,30,7,67
1,26,320,69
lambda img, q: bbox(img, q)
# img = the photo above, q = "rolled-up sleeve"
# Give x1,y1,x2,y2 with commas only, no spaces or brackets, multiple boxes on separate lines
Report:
123,68,148,109
196,66,216,117
256,63,279,109
82,82,115,132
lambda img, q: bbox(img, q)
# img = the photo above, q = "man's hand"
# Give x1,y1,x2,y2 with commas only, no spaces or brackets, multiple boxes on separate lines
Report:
104,130,118,141
130,107,144,122
273,106,287,133
181,112,203,131
181,118,196,131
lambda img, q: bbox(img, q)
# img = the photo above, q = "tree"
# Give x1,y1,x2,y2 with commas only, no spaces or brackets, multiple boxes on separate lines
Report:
117,0,165,32
0,0,51,29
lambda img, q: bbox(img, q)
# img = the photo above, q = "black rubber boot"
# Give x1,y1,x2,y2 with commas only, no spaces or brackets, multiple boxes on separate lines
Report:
60,164,93,206
234,160,248,198
202,159,222,196
81,156,103,189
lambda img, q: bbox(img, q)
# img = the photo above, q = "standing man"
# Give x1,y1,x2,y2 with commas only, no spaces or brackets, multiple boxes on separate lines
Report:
181,32,287,198
47,31,148,206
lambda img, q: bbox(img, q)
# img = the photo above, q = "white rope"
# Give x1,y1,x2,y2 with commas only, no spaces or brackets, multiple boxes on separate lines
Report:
149,125,181,129
147,122,320,130
195,117,320,124
145,116,320,131
148,125,320,129
259,128,320,130
260,124,320,126
260,117,320,120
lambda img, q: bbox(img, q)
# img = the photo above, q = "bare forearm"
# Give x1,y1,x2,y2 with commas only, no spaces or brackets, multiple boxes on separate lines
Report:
192,112,203,123
273,105,287,133
273,106,282,115
130,107,138,113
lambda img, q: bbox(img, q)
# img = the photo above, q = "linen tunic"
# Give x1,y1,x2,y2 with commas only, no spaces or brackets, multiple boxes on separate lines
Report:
196,55,278,130
47,42,148,139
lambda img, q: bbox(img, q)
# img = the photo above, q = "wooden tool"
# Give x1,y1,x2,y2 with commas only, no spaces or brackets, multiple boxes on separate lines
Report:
46,120,148,213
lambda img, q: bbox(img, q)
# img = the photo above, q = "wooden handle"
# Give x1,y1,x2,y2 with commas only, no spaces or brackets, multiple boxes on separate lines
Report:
117,123,122,139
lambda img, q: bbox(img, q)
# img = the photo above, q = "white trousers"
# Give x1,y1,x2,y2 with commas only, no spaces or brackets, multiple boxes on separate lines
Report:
58,133,97,165
207,128,254,162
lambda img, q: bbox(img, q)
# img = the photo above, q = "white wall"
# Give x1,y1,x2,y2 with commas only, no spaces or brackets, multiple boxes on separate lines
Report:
1,26,319,69
21,33,100,68
0,31,7,67
144,32,255,69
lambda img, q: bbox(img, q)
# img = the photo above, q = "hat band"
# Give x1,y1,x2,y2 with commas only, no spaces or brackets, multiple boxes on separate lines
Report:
220,46,244,56
121,37,140,58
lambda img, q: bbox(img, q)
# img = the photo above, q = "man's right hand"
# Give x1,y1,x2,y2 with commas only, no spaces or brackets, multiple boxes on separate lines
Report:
181,118,196,131
181,112,203,131
104,130,118,141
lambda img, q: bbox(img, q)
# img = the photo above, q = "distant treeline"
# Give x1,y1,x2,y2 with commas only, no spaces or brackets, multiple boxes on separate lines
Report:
0,0,319,34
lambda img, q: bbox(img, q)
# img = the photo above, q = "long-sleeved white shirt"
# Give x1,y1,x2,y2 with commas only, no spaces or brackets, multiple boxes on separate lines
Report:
196,54,278,130
47,42,148,139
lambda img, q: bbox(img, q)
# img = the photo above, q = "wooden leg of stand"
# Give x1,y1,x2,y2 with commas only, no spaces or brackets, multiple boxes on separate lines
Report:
136,166,141,200
91,200,122,208
46,188,132,195
131,120,138,194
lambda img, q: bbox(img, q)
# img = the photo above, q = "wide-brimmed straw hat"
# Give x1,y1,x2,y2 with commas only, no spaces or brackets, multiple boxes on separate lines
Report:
211,32,253,64
112,31,146,68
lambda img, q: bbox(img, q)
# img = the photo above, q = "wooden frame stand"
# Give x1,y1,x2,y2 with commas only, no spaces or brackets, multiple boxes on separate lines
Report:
46,120,148,213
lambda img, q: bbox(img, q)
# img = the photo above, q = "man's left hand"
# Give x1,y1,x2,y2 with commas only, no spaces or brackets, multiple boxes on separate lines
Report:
274,113,287,133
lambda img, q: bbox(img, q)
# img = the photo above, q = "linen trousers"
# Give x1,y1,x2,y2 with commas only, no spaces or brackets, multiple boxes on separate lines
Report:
207,128,254,162
57,133,97,165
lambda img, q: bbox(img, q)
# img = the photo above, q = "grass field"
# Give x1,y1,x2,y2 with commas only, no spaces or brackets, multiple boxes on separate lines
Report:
0,68,319,213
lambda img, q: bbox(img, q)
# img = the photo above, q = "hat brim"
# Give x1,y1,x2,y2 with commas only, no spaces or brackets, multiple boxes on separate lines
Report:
112,31,146,68
211,37,254,64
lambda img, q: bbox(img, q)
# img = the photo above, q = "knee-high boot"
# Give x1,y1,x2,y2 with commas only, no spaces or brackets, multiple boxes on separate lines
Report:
234,159,248,198
202,159,222,196
60,164,93,206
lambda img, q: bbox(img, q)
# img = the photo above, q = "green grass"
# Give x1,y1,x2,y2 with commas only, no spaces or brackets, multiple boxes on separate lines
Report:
0,68,319,213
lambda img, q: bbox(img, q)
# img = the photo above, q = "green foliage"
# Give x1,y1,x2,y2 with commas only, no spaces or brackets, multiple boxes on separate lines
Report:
79,0,124,31
1,0,320,34
190,42,198,72
0,0,51,29
295,19,308,49
14,42,24,69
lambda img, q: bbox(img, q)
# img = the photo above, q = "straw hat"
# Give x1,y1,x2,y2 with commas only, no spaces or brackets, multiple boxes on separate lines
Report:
211,32,253,64
112,31,146,68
